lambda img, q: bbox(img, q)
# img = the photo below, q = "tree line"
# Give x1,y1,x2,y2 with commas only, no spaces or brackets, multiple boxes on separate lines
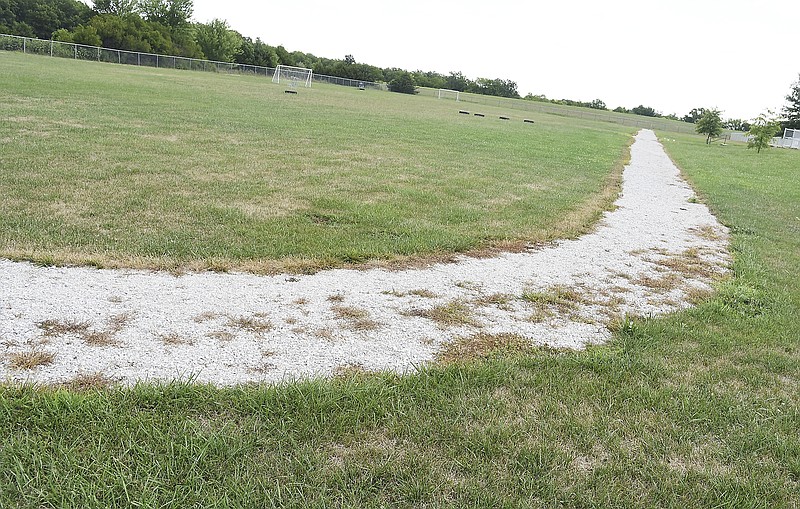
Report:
0,0,522,99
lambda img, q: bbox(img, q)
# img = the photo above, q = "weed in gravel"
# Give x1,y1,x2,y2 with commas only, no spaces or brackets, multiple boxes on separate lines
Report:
436,332,531,364
9,350,55,370
327,294,345,302
293,298,308,305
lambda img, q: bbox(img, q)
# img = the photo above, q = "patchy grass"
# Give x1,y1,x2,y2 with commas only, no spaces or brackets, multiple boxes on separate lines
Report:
0,52,633,273
1,68,798,508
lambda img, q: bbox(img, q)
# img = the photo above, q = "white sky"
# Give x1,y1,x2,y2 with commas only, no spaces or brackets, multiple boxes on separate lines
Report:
188,0,797,120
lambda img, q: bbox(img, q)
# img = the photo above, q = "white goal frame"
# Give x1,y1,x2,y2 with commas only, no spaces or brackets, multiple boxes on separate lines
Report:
272,64,313,88
437,89,461,101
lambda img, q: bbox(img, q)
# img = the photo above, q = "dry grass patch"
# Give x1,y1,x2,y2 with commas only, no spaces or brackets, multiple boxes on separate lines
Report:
193,311,219,323
633,272,683,293
206,330,235,342
436,332,531,364
160,333,192,346
227,315,273,334
689,224,724,241
37,319,90,337
333,362,370,378
473,292,515,310
648,248,725,280
521,285,589,318
326,294,345,303
409,289,438,299
292,298,308,305
314,328,335,341
36,314,130,346
61,372,116,391
406,300,479,328
9,350,55,370
331,305,381,331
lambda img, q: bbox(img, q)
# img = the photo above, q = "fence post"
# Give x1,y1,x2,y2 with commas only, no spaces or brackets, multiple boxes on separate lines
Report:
23,37,25,53
74,44,76,59
50,40,52,57
117,50,120,64
97,47,100,61
137,52,140,66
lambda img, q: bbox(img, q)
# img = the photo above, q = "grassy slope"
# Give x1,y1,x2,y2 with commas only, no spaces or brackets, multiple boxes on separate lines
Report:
1,133,798,507
0,51,632,273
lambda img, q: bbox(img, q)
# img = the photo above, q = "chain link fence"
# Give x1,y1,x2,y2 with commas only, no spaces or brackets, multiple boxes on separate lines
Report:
0,33,387,90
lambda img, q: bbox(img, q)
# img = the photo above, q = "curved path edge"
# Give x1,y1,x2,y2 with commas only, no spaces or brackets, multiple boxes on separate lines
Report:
0,130,730,386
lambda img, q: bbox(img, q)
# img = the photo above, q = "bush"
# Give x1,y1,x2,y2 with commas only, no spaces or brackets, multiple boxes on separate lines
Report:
388,71,416,94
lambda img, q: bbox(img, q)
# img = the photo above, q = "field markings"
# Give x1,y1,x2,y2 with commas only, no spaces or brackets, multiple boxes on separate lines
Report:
0,130,730,386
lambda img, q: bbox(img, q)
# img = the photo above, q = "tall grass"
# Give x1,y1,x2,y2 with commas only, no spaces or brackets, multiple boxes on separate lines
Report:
0,51,632,273
1,132,798,507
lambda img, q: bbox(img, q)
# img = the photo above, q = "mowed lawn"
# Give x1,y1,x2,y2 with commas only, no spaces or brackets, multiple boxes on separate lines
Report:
0,51,632,273
1,120,798,505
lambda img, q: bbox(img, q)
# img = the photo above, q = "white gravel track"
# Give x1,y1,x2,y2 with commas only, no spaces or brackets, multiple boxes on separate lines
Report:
0,130,730,386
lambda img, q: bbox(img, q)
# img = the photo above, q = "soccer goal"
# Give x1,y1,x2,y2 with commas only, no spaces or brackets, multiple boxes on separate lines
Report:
437,89,461,101
272,64,313,88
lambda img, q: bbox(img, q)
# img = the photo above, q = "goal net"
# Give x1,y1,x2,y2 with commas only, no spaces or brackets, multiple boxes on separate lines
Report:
272,64,313,88
437,89,461,101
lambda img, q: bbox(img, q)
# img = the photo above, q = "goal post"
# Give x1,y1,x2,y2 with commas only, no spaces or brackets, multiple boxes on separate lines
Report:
437,89,460,101
272,64,313,88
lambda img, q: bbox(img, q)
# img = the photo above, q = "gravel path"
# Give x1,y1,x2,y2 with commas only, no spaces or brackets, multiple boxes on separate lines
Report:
0,130,730,386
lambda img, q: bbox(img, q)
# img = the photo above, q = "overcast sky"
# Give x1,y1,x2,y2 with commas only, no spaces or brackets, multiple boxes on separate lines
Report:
188,0,796,120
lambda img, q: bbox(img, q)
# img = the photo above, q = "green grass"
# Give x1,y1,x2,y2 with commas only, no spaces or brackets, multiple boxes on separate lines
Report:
1,131,798,507
0,51,633,273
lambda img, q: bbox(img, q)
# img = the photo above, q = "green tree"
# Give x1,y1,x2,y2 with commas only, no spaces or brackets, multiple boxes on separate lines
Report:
783,74,800,129
631,105,660,117
589,99,607,110
1,0,91,39
194,18,241,62
682,107,706,123
747,112,781,153
138,0,192,29
388,71,416,94
696,108,723,144
445,72,470,92
93,0,137,16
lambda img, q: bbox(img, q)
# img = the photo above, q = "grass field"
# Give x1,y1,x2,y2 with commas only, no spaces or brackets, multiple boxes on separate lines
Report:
1,51,799,507
0,51,633,273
